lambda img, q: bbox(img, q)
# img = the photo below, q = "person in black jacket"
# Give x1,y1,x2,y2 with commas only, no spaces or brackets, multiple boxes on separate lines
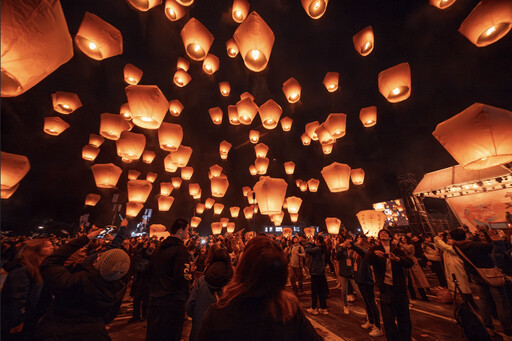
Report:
367,229,414,341
305,235,329,315
146,218,190,341
130,240,156,322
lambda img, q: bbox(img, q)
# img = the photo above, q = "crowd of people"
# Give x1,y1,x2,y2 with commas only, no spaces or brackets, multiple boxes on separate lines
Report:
2,219,512,341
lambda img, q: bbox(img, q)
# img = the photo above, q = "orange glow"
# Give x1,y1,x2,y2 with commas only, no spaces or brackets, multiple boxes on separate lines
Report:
325,217,341,234
249,130,260,143
321,162,351,192
301,133,311,146
219,140,232,159
301,0,329,19
126,202,144,218
180,18,214,61
75,12,122,60
378,63,411,103
172,177,183,188
254,143,269,158
259,99,282,129
280,117,293,132
196,203,205,214
91,163,122,188
160,182,173,195
255,157,269,174
219,82,231,96
236,98,259,125
323,72,339,92
228,105,240,125
359,106,377,127
169,99,184,116
51,92,82,114
165,0,185,21
284,161,295,175
82,145,100,161
209,107,223,125
253,176,288,215
0,152,30,191
89,134,104,148
353,26,374,56
209,164,223,178
249,165,257,175
181,166,194,180
324,113,347,138
282,77,302,103
124,64,143,85
116,131,146,163
230,206,240,218
158,122,183,152
232,0,250,23
173,69,192,87
127,180,153,203
170,145,193,167
85,193,101,206
158,195,175,211
226,38,239,58
44,117,70,136
211,174,229,197
128,170,141,180
307,178,320,192
213,203,224,215
126,85,169,129
142,150,156,164
305,121,320,140
202,53,220,75
146,172,158,183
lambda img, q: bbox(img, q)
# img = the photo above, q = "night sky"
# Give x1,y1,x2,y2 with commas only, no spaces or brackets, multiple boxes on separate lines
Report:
2,0,512,234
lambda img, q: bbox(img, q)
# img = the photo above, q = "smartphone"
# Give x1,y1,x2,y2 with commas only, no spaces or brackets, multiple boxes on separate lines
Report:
96,226,115,239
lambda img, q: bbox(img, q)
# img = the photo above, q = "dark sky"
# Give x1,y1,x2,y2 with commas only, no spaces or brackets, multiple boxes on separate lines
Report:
2,0,512,234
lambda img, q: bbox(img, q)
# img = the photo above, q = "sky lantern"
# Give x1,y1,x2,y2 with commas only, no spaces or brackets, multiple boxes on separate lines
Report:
219,82,231,97
315,124,335,145
191,216,201,228
89,134,104,148
433,103,512,169
91,163,122,189
228,106,240,125
189,183,201,197
142,150,156,164
378,63,411,103
247,190,257,204
193,189,202,199
51,92,82,114
255,157,269,174
169,100,184,117
322,143,333,155
283,161,295,175
357,210,386,237
85,193,101,206
82,145,100,161
295,179,302,188
128,170,141,181
126,85,168,129
243,206,254,219
209,164,223,178
242,186,251,197
254,143,269,158
290,213,299,223
205,198,215,209
249,130,260,143
253,176,288,215
240,92,255,101
176,0,194,6
157,195,174,211
299,181,308,192
233,11,275,72
180,18,214,61
124,64,143,85
181,166,194,180
176,57,190,71
282,78,302,103
1,0,73,97
196,203,205,214
120,103,132,120
359,106,377,127
211,174,229,197
280,117,293,132
459,0,512,47
126,0,162,11
226,38,239,58
160,182,173,195
75,12,122,60
126,202,143,218
146,172,158,183
173,69,192,87
202,54,219,75
301,133,311,146
236,98,259,125
302,0,329,19
230,206,240,218
220,218,229,228
324,113,347,139
213,203,224,215
304,227,316,238
219,141,232,159
116,131,146,163
44,117,69,136
307,178,320,192
323,72,339,92
305,121,320,140
209,107,223,125
282,227,292,237
271,212,284,225
127,180,153,203
321,162,351,192
165,0,186,21
351,168,365,185
259,100,282,129
353,26,374,56
286,196,302,214
325,217,341,235
232,0,250,23
158,122,183,152
249,165,257,175
164,154,178,172
211,222,222,235
430,0,456,9
226,222,235,233
1,152,30,192
172,177,183,188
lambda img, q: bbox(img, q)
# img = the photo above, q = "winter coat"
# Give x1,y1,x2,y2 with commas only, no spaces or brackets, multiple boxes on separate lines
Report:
403,244,430,289
434,237,471,293
351,244,374,285
335,246,355,278
35,236,127,341
423,243,442,262
367,243,414,293
305,244,326,276
453,239,495,286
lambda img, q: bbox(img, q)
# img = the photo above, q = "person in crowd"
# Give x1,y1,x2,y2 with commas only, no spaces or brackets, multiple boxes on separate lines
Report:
197,236,322,341
335,237,360,315
130,240,156,322
1,239,54,341
367,229,414,341
305,235,329,315
286,236,305,296
146,218,191,341
186,247,233,341
35,227,130,341
423,235,447,288
325,235,335,274
400,236,430,301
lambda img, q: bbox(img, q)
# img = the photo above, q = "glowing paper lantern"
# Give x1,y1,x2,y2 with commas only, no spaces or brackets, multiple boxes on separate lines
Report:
459,0,512,47
226,38,239,58
180,18,214,61
322,143,334,155
321,162,351,193
173,69,192,87
82,145,100,161
430,0,456,9
209,164,223,178
1,183,19,199
75,12,122,60
126,0,161,11
146,172,157,183
51,92,82,114
220,218,229,228
233,12,275,72
280,117,293,132
189,183,201,197
211,175,229,198
205,198,215,209
181,166,193,180
172,177,183,188
193,189,202,200
1,0,73,97
124,64,143,85
295,179,302,188
290,213,298,223
0,152,30,191
176,0,194,6
196,203,205,214
324,113,347,139
170,145,192,167
176,57,190,71
242,187,251,197
126,202,143,218
353,26,374,56
213,203,224,215
253,176,287,215
249,165,257,175
254,143,269,158
301,133,311,146
116,131,146,163
232,0,250,23
243,206,254,219
219,82,231,97
351,168,365,185
85,193,101,206
227,106,240,125
89,134,104,148
240,92,255,101
286,196,302,214
142,150,155,164
237,98,259,125
219,141,232,160
259,100,282,129
325,217,341,235
211,222,222,235
315,124,335,145
301,0,329,19
202,54,219,75
160,182,173,195
226,222,235,233
127,180,152,204
307,179,320,192
120,103,132,120
165,0,185,21
433,103,512,169
255,157,269,175
169,100,184,117
284,161,295,175
304,227,315,238
128,170,141,180
191,216,201,227
126,85,168,129
378,63,411,103
305,121,320,140
91,163,122,189
357,210,386,237
158,122,183,152
299,181,308,192
282,227,292,237
164,155,178,172
247,190,257,204
359,106,377,127
282,78,302,103
323,72,339,92
230,206,240,218
271,212,284,225
209,107,223,125
44,117,69,136
249,130,260,143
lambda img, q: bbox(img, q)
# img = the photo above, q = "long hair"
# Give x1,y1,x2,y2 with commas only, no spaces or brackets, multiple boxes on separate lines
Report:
216,236,298,322
17,238,50,283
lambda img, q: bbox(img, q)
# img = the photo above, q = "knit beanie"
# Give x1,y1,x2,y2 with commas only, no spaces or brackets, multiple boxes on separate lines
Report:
94,249,131,282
